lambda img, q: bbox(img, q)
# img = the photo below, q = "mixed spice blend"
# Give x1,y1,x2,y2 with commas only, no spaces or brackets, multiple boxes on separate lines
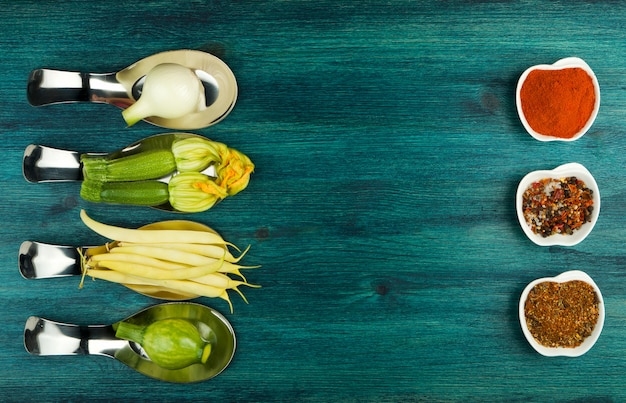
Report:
521,176,594,237
524,280,600,348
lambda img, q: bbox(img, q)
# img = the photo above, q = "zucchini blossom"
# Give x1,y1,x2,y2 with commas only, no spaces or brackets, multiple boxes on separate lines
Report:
168,172,228,213
172,137,254,196
172,137,224,172
216,148,255,196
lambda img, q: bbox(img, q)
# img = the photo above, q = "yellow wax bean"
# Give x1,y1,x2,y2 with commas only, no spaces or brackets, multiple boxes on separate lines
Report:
117,241,238,262
85,268,233,312
192,272,259,290
151,278,233,313
89,252,188,270
216,261,260,280
93,258,224,280
122,284,199,300
192,272,260,303
80,210,228,245
109,245,222,266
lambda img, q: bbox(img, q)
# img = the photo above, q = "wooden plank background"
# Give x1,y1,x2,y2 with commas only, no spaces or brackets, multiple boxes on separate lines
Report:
1,1,626,401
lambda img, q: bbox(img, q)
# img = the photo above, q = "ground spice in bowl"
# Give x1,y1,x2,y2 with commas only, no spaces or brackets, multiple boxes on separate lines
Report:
524,280,600,348
519,68,596,139
521,176,594,238
516,58,600,141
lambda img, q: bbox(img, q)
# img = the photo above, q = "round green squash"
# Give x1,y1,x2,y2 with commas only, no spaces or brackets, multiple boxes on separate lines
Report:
116,318,212,370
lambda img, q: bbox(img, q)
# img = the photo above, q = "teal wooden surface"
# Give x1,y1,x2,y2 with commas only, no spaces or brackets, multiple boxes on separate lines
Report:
2,1,626,401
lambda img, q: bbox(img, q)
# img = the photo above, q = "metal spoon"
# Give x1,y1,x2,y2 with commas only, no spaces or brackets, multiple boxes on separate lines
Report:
24,302,236,383
18,220,214,300
27,49,237,130
22,132,217,212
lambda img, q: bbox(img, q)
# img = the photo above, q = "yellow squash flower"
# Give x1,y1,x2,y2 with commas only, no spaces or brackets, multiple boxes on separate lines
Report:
168,172,228,213
171,137,226,172
216,148,255,196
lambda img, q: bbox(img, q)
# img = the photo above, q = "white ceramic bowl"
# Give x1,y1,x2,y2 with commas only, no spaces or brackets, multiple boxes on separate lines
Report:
516,162,600,246
519,270,604,357
516,57,600,142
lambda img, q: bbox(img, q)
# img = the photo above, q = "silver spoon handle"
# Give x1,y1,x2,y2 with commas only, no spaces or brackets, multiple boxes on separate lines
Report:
22,144,82,183
27,69,129,106
24,316,125,357
18,241,82,279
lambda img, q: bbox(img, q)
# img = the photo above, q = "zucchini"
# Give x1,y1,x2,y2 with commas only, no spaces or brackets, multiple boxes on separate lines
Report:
81,149,176,182
115,318,212,370
80,179,170,206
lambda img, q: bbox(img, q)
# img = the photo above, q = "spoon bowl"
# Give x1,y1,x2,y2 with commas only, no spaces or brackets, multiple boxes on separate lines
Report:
24,302,236,383
22,132,217,212
27,49,237,130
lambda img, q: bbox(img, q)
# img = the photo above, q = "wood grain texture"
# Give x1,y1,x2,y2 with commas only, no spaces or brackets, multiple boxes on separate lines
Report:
2,0,626,401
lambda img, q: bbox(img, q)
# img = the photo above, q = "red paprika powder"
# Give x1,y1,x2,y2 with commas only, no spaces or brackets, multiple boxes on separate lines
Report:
520,68,596,139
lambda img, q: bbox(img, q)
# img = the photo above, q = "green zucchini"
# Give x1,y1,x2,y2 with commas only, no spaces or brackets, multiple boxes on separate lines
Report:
80,179,170,206
81,149,177,182
115,318,212,370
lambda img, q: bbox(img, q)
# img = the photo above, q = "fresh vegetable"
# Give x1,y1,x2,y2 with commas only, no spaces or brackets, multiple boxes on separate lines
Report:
85,269,241,304
79,210,259,312
122,63,204,127
168,172,228,212
115,318,211,370
214,147,255,196
116,241,242,262
109,244,225,267
88,256,224,280
171,137,255,196
89,252,189,270
171,136,221,172
79,136,254,212
80,180,169,206
79,209,228,244
81,149,176,182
